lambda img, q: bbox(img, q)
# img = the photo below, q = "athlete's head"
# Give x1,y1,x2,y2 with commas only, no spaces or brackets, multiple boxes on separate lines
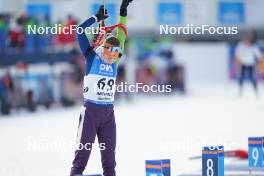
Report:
243,31,257,45
103,35,122,62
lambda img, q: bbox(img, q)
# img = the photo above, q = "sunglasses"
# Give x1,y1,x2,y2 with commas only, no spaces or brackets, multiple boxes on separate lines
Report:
103,46,122,53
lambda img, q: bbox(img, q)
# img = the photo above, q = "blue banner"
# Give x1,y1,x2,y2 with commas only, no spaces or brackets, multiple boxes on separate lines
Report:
218,2,245,24
27,4,51,17
157,3,183,25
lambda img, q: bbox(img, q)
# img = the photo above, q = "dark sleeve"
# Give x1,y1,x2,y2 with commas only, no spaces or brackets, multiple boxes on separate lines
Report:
77,16,97,57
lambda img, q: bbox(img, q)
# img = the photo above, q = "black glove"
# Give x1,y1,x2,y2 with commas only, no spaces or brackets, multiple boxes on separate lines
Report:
95,5,109,22
120,0,133,17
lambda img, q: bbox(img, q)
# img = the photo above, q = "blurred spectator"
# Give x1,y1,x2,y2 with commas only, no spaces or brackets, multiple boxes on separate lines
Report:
26,90,36,112
160,49,185,93
235,32,262,96
116,54,131,101
136,59,157,88
0,70,13,115
56,15,78,52
134,40,186,94
0,14,9,51
8,17,25,51
0,78,9,114
35,15,52,51
24,16,37,52
0,12,79,53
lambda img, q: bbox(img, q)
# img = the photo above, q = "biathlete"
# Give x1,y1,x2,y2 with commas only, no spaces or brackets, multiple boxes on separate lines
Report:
70,0,133,176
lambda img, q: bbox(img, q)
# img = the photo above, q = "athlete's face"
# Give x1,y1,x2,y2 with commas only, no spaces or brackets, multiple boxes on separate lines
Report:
103,42,121,64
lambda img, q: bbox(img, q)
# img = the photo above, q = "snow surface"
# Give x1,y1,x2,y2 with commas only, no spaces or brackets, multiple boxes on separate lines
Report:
0,83,264,176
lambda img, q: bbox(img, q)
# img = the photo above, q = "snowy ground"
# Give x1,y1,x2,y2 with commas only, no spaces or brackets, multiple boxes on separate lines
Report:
0,83,264,176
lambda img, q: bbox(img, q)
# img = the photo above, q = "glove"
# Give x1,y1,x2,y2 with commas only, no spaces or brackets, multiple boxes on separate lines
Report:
120,0,133,17
95,5,109,22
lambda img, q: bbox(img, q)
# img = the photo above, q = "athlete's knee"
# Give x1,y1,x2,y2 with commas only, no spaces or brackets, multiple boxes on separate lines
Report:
72,150,90,170
101,152,116,171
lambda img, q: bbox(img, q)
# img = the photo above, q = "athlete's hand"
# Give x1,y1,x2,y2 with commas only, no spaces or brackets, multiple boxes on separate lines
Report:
95,5,109,22
120,0,133,16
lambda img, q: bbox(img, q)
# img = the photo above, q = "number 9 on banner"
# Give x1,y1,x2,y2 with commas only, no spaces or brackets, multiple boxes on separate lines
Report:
202,146,224,176
248,137,264,168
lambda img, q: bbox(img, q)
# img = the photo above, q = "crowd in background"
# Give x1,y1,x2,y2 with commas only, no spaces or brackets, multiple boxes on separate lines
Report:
0,47,185,115
0,13,78,53
0,58,85,115
1,14,263,116
2,12,263,116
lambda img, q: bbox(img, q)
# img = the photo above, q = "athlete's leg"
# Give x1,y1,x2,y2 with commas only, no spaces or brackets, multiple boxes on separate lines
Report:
238,65,247,95
70,107,98,176
97,109,116,176
248,66,258,95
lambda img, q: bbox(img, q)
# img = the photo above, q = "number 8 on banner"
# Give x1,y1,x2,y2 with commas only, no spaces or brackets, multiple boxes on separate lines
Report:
206,159,214,176
202,146,224,176
248,137,264,168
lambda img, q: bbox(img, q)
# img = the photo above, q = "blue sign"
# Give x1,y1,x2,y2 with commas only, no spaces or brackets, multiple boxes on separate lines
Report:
27,4,51,17
218,2,245,24
158,3,183,24
248,137,264,168
146,159,171,176
92,3,117,26
202,146,224,176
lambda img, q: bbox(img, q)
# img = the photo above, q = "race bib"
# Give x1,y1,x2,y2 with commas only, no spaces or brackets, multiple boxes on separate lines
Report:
83,74,116,104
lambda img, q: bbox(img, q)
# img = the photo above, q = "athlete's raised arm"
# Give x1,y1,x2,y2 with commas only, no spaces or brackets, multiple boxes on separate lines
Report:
117,0,133,52
77,5,109,57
